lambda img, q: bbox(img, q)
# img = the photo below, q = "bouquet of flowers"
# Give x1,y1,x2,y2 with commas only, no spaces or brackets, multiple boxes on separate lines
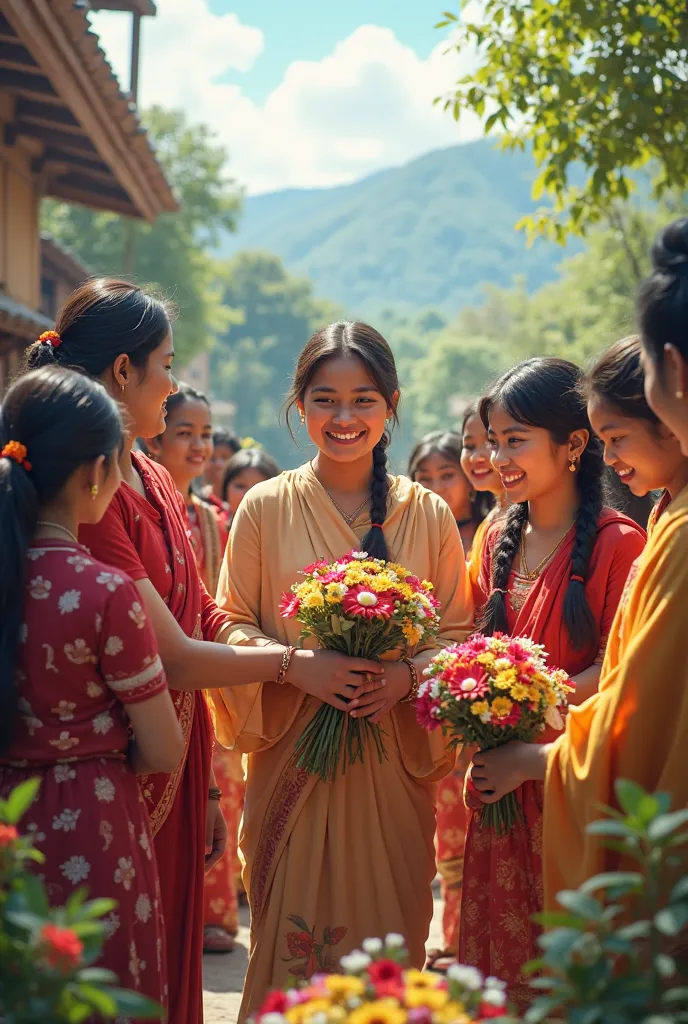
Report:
417,633,574,833
250,933,510,1023
280,549,441,782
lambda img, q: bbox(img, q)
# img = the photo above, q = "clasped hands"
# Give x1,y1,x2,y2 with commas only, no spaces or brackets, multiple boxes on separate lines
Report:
286,648,413,723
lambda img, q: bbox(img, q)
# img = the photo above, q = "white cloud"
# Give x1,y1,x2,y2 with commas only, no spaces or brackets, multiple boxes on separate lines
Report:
90,2,483,195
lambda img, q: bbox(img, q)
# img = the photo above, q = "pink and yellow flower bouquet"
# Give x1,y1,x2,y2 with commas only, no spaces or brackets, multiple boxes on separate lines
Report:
250,934,510,1024
280,549,441,782
416,633,574,833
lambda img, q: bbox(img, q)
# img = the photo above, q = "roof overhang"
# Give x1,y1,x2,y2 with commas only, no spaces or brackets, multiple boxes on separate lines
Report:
0,0,177,221
41,234,91,286
90,2,157,15
0,293,51,346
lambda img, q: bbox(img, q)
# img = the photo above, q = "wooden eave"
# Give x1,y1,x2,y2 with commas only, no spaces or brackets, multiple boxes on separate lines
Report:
41,234,91,287
90,2,157,15
0,293,51,348
0,0,177,221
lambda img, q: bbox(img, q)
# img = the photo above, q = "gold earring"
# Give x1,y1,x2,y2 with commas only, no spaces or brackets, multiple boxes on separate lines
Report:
677,391,685,400
299,411,305,424
90,484,99,498
569,459,577,473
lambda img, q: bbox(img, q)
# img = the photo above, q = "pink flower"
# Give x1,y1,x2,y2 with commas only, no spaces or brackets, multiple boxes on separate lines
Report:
405,574,421,588
302,558,329,575
443,664,489,700
341,585,395,620
258,990,290,1016
494,703,522,728
279,592,301,618
319,570,346,584
415,692,441,731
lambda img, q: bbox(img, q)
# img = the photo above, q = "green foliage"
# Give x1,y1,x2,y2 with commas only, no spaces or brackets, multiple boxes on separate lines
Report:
525,779,688,1023
41,107,241,365
217,140,583,316
0,780,162,1023
211,250,342,468
438,0,688,239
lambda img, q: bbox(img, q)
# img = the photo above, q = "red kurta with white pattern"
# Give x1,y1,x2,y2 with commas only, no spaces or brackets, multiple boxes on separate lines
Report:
0,541,169,1017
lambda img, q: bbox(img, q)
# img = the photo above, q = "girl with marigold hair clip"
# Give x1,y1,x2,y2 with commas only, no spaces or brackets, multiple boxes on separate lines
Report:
0,366,186,1016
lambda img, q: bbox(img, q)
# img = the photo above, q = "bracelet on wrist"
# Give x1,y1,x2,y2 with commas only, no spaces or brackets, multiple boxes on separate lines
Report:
400,656,420,703
276,645,297,685
208,786,222,801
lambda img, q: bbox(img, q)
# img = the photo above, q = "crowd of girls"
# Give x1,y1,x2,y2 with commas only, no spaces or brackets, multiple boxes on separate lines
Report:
0,217,687,1022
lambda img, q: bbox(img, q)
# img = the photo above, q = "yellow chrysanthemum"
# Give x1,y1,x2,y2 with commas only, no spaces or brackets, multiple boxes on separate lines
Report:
404,970,442,990
491,696,514,718
510,683,530,701
344,567,366,585
421,580,434,591
302,591,325,609
385,563,407,577
545,688,558,706
476,652,496,667
405,987,449,1011
402,622,423,645
493,671,514,691
286,998,333,1024
348,999,407,1024
368,575,396,593
325,583,347,602
527,685,542,702
434,1003,470,1024
470,700,489,717
295,581,320,598
324,975,366,1001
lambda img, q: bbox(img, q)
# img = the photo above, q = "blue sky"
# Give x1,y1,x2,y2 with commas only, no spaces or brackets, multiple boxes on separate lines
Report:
206,0,442,103
92,0,479,195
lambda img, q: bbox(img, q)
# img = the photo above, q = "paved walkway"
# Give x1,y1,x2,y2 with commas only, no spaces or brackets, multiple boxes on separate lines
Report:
203,887,444,1024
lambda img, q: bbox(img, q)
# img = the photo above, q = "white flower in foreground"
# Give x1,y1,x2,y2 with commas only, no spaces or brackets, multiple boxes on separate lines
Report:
485,976,507,991
340,950,371,973
447,963,483,990
385,932,405,949
482,987,507,1007
351,551,368,560
430,680,441,699
362,937,383,954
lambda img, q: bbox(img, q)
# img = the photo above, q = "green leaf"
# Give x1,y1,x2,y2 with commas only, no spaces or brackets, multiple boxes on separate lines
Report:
537,926,582,957
655,904,688,937
579,871,643,895
330,615,343,635
556,890,603,919
614,778,648,815
3,778,40,824
663,987,688,1004
648,809,688,841
78,898,118,921
671,876,688,902
109,987,164,1018
72,983,117,1015
5,910,43,933
617,920,652,940
587,819,638,839
655,954,677,979
76,967,118,984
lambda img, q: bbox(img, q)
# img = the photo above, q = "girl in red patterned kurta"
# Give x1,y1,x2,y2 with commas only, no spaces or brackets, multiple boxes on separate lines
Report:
0,366,185,1019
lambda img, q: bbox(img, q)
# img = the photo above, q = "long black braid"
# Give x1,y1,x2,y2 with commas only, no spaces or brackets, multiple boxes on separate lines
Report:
478,357,605,651
361,434,391,560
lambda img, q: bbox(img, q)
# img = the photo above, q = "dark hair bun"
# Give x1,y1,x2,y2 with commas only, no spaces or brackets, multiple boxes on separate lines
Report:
24,338,59,371
651,217,688,273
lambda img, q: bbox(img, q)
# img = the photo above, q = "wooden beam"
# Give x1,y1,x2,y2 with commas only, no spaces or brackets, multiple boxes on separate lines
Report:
48,179,137,218
0,66,56,98
0,41,39,68
15,120,98,154
15,97,81,131
0,13,17,37
89,1,156,15
42,146,111,175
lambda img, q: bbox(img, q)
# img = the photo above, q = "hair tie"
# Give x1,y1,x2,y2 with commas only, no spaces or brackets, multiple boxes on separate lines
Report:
1,441,32,471
37,330,61,349
370,523,384,530
492,587,508,594
570,574,585,584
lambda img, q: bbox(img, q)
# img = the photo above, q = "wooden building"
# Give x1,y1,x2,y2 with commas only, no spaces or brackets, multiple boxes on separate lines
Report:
0,0,175,392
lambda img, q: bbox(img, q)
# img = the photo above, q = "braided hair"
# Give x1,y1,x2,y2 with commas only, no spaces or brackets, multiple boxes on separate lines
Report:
478,357,604,650
285,321,400,560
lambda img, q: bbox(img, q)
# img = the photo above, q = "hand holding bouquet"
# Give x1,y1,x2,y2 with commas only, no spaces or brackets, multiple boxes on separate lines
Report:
280,549,441,782
417,633,574,833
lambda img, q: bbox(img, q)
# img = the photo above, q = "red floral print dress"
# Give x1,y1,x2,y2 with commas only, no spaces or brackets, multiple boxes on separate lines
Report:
0,541,169,1016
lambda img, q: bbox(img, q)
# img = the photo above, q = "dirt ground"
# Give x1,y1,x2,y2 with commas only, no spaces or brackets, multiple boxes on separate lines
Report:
202,885,445,1024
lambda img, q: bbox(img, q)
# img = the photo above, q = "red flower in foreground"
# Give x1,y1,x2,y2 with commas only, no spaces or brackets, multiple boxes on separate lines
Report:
258,990,290,1016
0,824,18,848
40,923,83,972
341,585,395,620
443,663,489,700
368,959,404,984
303,558,330,575
480,1002,507,1018
279,592,301,619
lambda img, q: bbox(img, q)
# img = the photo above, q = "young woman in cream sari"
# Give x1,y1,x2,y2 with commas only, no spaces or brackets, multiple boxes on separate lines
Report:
212,321,474,1018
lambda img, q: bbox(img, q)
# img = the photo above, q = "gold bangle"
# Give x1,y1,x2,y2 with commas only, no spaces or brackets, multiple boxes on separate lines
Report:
208,786,222,801
276,645,296,685
400,656,420,703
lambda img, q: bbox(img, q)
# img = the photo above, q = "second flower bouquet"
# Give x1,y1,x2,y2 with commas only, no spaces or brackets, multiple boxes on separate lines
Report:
280,549,441,782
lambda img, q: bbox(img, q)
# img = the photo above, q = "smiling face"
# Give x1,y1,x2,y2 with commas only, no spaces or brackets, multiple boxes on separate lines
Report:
148,398,213,494
487,401,586,503
588,393,685,497
300,353,393,464
461,412,503,496
413,450,473,520
115,331,177,440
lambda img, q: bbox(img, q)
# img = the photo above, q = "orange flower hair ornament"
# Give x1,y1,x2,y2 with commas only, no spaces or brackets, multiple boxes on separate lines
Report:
1,441,32,471
37,330,61,348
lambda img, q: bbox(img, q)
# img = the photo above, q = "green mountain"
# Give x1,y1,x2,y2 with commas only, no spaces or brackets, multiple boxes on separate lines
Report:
220,138,579,316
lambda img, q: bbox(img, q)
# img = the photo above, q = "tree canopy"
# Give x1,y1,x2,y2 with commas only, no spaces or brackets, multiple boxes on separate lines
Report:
41,107,241,364
438,0,688,240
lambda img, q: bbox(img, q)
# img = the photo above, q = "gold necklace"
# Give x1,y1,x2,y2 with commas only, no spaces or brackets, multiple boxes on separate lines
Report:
311,461,370,526
519,527,571,580
36,520,79,545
